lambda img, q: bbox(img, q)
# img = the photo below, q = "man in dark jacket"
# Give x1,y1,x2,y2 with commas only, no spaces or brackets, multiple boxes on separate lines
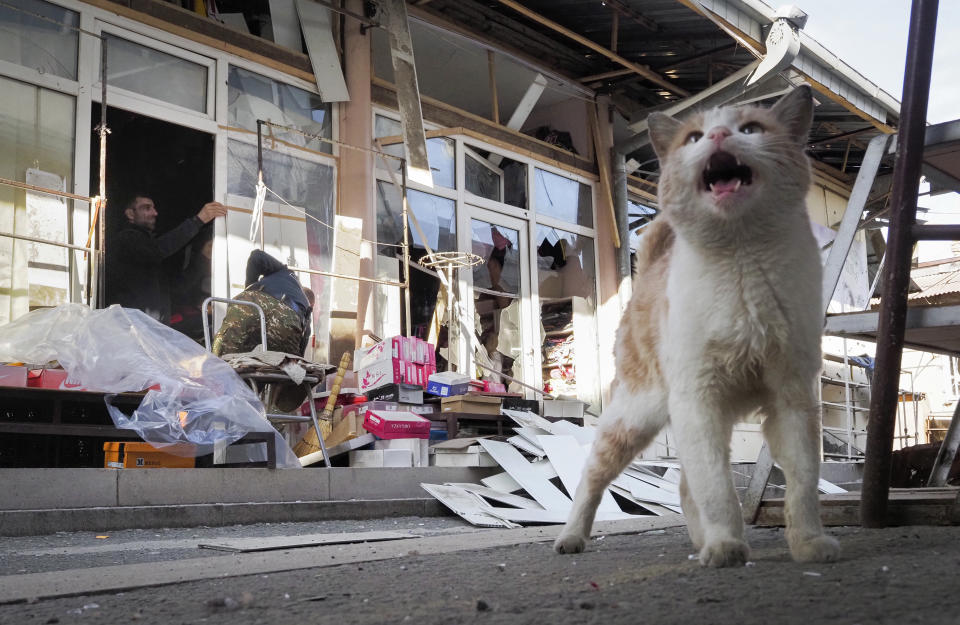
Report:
106,194,227,324
212,249,314,357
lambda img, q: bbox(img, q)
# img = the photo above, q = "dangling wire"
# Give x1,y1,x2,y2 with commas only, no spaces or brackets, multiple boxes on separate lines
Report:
249,175,266,243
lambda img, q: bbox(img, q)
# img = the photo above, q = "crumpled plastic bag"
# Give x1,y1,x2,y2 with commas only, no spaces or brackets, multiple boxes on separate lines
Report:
0,304,301,468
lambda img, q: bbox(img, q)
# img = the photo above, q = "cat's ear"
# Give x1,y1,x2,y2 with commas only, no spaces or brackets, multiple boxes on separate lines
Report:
648,112,684,160
771,85,814,143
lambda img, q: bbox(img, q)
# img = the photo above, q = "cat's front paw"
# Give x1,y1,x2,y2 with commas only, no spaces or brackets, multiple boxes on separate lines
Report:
554,530,587,554
789,534,840,563
698,539,750,568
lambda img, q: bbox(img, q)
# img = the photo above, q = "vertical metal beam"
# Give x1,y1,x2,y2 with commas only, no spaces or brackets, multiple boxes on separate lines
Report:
928,400,960,486
861,0,939,528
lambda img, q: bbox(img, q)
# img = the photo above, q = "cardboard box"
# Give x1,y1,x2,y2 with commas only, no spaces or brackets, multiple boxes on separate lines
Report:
27,369,89,391
103,442,195,469
349,448,412,468
441,394,502,415
374,438,429,467
542,399,585,419
353,341,392,371
430,446,498,467
357,358,406,392
502,397,539,413
363,410,431,439
0,365,27,388
426,371,470,397
342,400,435,420
364,383,423,404
324,411,363,448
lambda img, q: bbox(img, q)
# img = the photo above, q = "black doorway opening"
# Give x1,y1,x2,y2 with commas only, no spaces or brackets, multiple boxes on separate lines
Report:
91,104,215,339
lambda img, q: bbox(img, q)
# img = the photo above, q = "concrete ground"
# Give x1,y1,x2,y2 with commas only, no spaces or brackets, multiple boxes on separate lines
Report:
0,515,958,624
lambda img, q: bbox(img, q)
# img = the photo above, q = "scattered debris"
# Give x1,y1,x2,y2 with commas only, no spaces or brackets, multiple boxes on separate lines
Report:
421,410,684,527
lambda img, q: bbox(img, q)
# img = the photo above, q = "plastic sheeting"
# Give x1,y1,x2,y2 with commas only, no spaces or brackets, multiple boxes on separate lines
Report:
0,304,301,468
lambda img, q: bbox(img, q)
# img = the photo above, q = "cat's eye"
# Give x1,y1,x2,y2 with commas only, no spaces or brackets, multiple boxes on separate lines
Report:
739,122,764,135
685,131,703,144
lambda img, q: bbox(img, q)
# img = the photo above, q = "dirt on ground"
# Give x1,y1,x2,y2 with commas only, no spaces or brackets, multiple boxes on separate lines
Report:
2,523,959,625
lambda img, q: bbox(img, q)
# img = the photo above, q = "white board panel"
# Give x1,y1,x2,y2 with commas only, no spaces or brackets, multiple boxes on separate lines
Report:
295,0,349,102
538,435,620,513
478,439,571,511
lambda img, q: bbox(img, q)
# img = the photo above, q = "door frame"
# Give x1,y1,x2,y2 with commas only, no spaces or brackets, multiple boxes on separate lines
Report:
457,204,536,397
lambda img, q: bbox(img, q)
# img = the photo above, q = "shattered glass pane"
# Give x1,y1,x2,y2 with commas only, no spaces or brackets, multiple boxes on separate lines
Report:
226,139,335,358
536,225,599,406
465,152,501,202
534,168,593,227
0,0,78,80
228,66,331,153
375,183,455,255
374,115,454,189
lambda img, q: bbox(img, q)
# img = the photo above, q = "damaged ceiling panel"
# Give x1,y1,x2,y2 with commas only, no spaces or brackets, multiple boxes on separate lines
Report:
410,0,900,213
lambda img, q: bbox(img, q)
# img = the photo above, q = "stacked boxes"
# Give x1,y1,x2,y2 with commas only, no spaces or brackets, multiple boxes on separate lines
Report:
354,336,436,394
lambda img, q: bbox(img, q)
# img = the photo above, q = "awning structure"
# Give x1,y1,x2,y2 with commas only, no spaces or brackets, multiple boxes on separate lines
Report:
824,118,960,356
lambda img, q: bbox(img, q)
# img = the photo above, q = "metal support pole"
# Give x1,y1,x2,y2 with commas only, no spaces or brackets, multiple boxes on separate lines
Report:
401,164,412,338
928,400,960,487
256,119,265,252
93,38,109,309
861,0,939,528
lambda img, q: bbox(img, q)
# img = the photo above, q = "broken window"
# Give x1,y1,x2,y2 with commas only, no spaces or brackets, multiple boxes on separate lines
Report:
463,144,527,210
225,138,335,356
227,66,331,153
103,33,209,113
374,114,454,190
536,226,599,407
0,0,78,80
375,184,456,256
0,76,76,325
534,168,593,227
375,182,456,361
465,148,502,203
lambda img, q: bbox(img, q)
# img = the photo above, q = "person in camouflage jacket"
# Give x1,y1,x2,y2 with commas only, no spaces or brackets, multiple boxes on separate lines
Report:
212,250,314,357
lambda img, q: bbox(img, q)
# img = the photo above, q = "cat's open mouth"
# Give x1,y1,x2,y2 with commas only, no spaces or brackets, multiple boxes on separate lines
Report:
702,151,753,200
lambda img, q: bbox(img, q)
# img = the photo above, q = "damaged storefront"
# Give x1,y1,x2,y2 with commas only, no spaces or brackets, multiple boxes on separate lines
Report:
0,0,902,478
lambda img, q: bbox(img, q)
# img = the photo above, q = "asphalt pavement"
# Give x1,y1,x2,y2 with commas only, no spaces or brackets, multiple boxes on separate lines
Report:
1,515,958,625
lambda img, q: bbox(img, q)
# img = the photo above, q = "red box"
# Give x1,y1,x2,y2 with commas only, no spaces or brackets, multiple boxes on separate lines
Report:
0,365,27,388
362,409,431,439
483,381,507,393
27,369,87,391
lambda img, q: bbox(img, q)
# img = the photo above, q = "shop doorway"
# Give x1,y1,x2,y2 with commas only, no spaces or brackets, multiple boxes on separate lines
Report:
460,206,534,395
90,104,214,338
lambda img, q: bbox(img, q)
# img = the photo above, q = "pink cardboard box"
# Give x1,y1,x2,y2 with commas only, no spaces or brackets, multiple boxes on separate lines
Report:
357,358,406,393
0,365,27,388
354,342,391,371
362,409,431,439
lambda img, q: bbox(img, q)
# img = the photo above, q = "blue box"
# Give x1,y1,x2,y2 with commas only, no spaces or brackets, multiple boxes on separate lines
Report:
426,372,471,397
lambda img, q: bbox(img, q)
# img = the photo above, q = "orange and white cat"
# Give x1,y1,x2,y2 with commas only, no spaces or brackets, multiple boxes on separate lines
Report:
555,86,839,567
